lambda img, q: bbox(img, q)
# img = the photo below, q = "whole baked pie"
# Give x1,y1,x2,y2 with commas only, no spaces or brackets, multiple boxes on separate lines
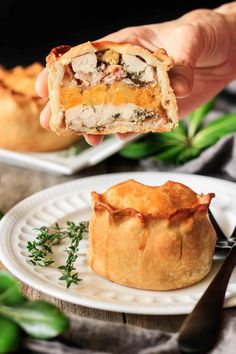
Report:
88,179,216,290
0,63,78,152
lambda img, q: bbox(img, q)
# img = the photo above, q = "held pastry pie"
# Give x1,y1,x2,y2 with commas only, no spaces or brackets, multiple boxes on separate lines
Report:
88,179,216,291
0,63,78,152
46,41,178,136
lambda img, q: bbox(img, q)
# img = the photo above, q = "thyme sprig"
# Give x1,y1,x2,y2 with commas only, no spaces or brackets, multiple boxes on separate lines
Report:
27,223,67,267
27,221,89,288
58,221,89,288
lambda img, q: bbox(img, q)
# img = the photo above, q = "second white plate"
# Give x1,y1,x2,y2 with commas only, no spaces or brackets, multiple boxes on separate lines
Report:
0,135,137,175
0,172,236,315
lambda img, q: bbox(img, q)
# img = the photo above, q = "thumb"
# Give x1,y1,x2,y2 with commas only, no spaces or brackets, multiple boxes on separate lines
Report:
161,23,202,98
169,63,194,98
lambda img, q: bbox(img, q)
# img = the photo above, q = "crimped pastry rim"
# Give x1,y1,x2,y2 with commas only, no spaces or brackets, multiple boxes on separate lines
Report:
0,65,45,104
91,179,215,221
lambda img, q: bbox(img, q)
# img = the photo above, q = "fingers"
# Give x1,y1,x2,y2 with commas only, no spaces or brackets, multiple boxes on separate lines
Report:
40,101,51,129
35,68,49,98
39,101,105,146
216,2,236,13
215,4,236,43
100,31,128,42
117,132,138,140
84,134,104,146
84,133,137,146
39,104,105,146
99,27,142,46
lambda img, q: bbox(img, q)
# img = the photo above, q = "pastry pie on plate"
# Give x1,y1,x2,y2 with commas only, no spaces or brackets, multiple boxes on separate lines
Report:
88,179,216,290
0,63,78,152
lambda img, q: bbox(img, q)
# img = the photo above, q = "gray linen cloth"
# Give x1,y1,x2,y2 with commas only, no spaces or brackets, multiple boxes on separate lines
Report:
22,85,236,354
23,309,236,354
141,132,236,180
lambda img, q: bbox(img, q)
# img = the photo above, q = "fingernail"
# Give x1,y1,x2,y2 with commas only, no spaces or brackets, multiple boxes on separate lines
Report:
117,133,138,141
39,103,51,129
173,75,189,89
171,75,191,98
84,135,103,146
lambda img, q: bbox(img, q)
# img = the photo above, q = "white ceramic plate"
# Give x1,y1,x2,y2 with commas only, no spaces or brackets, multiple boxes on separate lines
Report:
0,172,236,315
0,135,137,175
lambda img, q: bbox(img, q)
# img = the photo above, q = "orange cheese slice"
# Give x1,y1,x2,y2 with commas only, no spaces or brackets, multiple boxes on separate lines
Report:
60,82,162,112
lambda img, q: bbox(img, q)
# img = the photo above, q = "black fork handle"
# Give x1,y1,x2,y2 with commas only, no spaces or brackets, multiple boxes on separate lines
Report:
178,243,236,354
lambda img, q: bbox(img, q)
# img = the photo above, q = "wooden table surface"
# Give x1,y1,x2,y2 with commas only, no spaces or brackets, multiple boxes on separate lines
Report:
0,158,186,333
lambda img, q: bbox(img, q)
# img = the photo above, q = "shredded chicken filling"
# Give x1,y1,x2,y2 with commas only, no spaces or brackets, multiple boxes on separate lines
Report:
60,49,166,129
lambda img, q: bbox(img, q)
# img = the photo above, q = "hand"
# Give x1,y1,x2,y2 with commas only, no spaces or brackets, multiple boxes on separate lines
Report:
36,2,236,145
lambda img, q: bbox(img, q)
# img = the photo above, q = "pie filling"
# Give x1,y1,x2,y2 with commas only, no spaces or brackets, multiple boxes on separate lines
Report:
59,50,167,131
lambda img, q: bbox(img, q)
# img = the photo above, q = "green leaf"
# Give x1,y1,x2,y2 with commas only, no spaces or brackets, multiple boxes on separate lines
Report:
155,136,186,149
0,301,69,339
152,145,186,162
188,99,215,138
0,211,4,220
0,317,21,353
155,123,187,143
174,120,187,136
119,121,188,160
192,113,236,149
176,147,201,164
120,140,160,159
0,273,25,306
155,133,186,144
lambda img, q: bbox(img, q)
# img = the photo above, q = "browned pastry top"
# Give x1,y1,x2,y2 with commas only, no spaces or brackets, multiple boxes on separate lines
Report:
92,179,215,220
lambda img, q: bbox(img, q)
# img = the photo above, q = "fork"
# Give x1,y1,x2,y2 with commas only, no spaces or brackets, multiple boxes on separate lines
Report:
208,209,236,252
178,242,236,353
178,210,236,353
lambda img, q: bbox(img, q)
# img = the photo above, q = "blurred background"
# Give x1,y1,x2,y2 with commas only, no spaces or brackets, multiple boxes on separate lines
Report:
0,0,225,68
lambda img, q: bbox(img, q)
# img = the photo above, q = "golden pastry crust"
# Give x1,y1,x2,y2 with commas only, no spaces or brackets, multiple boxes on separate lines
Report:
88,180,216,291
46,41,178,136
0,63,78,152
